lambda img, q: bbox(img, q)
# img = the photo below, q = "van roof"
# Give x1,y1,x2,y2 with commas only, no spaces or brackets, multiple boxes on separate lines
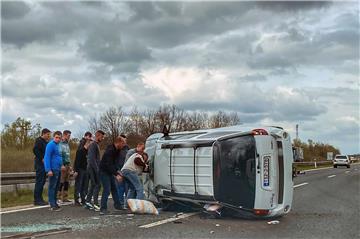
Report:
159,125,285,142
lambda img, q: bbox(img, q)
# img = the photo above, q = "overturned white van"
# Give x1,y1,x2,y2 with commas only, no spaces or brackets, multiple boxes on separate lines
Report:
144,125,294,218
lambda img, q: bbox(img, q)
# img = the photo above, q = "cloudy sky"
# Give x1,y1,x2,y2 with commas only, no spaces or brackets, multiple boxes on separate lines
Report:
1,1,359,154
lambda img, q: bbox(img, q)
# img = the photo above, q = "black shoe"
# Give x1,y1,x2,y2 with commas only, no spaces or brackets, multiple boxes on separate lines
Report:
100,209,109,215
74,201,82,206
34,201,48,206
49,206,62,212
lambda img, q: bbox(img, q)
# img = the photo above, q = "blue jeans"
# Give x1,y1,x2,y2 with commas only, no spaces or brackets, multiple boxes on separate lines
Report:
121,169,144,200
34,162,47,203
116,180,125,206
100,171,122,210
48,170,60,207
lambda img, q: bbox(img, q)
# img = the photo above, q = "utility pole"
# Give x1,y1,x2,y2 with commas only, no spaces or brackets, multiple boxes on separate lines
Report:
296,124,299,140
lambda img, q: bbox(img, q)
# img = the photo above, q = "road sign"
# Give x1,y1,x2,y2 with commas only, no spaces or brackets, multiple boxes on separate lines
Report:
327,152,333,161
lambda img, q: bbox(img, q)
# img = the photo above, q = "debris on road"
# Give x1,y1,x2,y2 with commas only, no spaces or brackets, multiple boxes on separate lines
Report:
204,204,222,212
267,220,280,225
127,199,159,215
215,224,220,227
210,230,215,234
174,212,184,218
203,204,222,218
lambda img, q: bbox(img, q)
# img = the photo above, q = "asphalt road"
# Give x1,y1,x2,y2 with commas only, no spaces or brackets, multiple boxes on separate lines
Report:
1,164,359,239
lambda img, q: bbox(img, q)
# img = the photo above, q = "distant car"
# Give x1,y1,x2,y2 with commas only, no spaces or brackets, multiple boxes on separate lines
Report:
333,155,350,168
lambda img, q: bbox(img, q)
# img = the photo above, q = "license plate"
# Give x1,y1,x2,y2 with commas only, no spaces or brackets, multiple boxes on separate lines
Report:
263,156,270,187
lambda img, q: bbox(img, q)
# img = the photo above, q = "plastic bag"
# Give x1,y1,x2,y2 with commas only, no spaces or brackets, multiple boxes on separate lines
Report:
127,199,159,215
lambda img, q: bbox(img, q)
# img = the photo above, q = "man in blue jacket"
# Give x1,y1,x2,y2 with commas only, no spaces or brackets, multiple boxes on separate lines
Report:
44,131,63,211
33,128,51,206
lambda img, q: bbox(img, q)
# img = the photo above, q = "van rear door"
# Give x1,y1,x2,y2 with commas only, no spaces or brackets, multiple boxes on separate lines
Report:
213,135,256,209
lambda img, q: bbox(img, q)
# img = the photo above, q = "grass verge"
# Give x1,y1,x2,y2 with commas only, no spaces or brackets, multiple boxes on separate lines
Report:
1,186,75,208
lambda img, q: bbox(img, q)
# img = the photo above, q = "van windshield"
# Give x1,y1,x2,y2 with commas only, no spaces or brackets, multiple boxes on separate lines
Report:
214,135,256,209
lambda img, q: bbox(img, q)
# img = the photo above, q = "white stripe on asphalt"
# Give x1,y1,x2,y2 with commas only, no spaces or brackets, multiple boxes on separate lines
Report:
328,175,336,178
139,212,199,228
345,171,350,174
0,201,73,215
293,182,309,188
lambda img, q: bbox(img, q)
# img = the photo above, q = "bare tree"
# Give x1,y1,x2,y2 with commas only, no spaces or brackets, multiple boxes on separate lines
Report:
208,111,240,128
99,106,131,143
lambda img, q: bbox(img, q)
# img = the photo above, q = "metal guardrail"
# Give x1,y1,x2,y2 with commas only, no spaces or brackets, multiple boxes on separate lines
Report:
293,161,333,166
1,172,37,185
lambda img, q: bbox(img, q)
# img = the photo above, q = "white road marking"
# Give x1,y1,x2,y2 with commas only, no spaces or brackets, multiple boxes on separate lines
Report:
293,182,309,188
345,171,350,174
328,175,336,178
0,201,73,215
139,212,199,228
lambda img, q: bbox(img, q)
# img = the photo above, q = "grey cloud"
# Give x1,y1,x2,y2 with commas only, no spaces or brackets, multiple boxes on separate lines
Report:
247,55,292,69
125,2,257,48
1,1,30,19
238,74,267,82
271,89,327,121
79,30,152,64
256,1,332,12
1,61,16,73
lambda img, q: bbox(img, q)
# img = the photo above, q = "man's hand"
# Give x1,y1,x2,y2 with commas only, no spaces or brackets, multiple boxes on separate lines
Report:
115,175,123,182
48,171,53,177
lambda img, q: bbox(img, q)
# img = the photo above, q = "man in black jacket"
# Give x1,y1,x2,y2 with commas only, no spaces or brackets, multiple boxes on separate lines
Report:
99,137,126,215
73,138,91,206
116,134,130,208
78,132,92,150
33,128,51,205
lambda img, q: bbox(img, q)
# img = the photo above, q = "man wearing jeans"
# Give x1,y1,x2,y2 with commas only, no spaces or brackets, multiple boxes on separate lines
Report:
58,130,72,203
121,152,149,200
44,131,63,211
99,137,126,215
115,134,129,208
33,128,51,206
85,130,105,211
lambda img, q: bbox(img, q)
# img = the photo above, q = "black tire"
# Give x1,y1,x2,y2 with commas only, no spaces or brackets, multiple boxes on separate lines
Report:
334,165,337,168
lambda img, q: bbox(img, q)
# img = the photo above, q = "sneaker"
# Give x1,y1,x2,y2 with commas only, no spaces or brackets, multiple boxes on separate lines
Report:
100,209,109,215
93,204,100,212
49,206,62,212
62,199,72,203
85,202,94,210
74,201,82,206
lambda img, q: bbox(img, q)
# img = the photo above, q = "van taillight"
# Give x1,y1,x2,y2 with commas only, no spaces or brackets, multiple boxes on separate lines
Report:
252,129,268,135
253,209,270,216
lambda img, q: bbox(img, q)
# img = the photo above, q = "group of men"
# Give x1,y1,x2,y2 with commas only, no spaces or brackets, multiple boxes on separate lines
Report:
33,128,149,215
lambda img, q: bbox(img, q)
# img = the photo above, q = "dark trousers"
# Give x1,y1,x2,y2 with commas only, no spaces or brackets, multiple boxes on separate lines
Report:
48,170,61,207
100,171,122,210
34,162,46,203
86,167,100,205
74,169,89,204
